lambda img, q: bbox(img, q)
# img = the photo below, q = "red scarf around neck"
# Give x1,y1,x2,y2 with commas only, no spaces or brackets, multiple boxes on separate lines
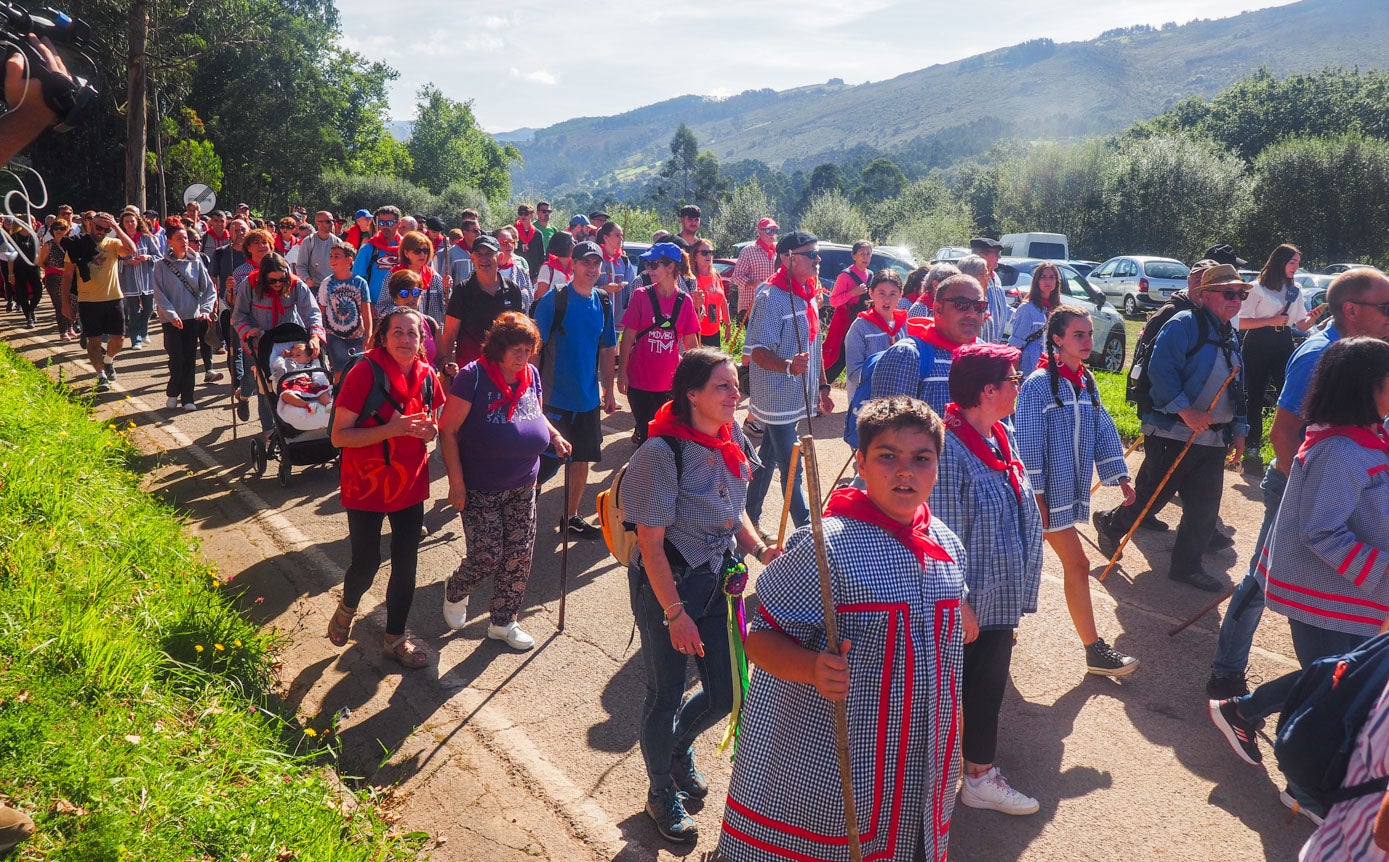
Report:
646,401,749,480
366,232,398,254
479,357,533,420
514,219,536,245
943,403,1025,503
1298,424,1389,460
905,319,967,355
602,246,625,265
767,266,819,341
391,262,437,288
824,487,953,567
1037,354,1085,390
545,254,573,278
858,308,907,338
755,238,775,258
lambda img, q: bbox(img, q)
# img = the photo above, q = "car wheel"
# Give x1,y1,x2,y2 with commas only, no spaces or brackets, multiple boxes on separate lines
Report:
1122,295,1139,317
1096,331,1125,373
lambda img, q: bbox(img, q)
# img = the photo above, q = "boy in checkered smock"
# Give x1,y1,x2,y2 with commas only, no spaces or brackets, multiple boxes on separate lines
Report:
720,397,967,862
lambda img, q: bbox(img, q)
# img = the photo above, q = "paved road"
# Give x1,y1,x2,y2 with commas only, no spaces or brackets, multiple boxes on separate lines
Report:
8,321,1317,861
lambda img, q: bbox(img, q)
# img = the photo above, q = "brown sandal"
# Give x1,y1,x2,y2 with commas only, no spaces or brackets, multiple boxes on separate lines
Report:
383,633,429,669
327,602,355,647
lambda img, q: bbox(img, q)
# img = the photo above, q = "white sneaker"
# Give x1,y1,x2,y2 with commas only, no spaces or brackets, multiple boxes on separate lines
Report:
166,396,180,410
183,401,197,411
1280,789,1324,826
204,370,225,383
486,621,535,651
961,767,1039,815
442,597,468,630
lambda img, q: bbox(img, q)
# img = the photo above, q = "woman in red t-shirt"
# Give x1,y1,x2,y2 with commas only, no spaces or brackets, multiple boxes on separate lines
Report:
690,238,731,349
328,306,445,668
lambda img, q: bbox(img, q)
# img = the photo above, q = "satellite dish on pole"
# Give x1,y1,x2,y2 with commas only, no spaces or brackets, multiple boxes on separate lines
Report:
182,183,217,216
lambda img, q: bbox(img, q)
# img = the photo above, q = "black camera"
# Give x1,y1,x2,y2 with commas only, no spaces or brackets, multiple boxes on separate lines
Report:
0,1,96,132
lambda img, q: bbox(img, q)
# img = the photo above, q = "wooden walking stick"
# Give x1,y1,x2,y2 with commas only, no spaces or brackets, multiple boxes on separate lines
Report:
1091,435,1143,495
1100,366,1240,583
775,442,801,550
558,456,571,632
827,450,855,499
785,280,863,861
1168,584,1237,636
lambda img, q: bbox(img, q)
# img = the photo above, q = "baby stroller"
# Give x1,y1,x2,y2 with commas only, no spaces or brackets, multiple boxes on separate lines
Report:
244,322,339,486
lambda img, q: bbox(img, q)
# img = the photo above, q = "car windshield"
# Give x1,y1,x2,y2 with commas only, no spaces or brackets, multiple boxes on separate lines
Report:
1144,260,1189,279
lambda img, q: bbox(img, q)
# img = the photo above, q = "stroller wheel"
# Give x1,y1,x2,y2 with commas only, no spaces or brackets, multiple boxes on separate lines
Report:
249,437,267,477
277,454,292,487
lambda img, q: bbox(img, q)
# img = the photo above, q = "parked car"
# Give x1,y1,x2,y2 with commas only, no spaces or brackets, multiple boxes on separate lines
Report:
1067,260,1101,278
1087,256,1190,316
1322,263,1372,275
1000,232,1069,261
1294,270,1334,294
931,246,971,263
996,258,1127,372
623,241,739,306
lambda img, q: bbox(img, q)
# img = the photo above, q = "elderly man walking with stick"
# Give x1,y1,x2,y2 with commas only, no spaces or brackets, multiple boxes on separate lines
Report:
1093,264,1249,592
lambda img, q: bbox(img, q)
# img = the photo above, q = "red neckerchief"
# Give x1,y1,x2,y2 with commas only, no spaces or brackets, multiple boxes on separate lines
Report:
391,263,437,287
479,357,532,420
1299,424,1389,460
514,219,536,245
646,401,749,480
944,403,1025,503
498,252,514,268
824,487,953,566
905,319,967,354
766,266,819,341
453,238,470,251
205,228,228,242
366,232,398,254
1037,354,1085,390
545,254,573,277
858,308,907,337
755,238,775,258
274,234,296,255
602,246,625,265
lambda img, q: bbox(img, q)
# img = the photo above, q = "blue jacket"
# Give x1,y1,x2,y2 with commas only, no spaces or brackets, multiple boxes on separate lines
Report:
1144,307,1248,440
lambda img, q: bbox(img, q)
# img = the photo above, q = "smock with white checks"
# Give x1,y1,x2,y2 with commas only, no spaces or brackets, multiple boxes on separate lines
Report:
868,336,954,417
743,283,825,425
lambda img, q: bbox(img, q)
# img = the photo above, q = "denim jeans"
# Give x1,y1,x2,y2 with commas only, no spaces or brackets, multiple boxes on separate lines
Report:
1211,466,1287,678
220,308,244,386
629,554,733,796
123,293,153,344
1235,619,1368,722
745,419,808,529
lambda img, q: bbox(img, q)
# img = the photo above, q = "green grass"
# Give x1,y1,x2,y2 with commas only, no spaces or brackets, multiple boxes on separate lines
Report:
0,346,420,860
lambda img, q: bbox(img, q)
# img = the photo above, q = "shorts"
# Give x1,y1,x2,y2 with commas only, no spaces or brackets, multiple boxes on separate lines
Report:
543,405,603,463
78,299,125,339
325,334,365,373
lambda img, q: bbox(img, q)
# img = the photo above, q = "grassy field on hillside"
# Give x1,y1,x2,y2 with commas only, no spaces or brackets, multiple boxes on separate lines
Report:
0,346,419,860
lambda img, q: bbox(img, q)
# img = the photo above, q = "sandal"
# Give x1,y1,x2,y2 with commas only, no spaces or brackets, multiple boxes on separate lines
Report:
383,633,429,669
327,602,356,647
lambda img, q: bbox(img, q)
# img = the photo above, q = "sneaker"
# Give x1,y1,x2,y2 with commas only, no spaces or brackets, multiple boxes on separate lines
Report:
204,369,225,383
1139,515,1169,532
183,401,197,411
565,515,602,539
1280,787,1325,827
442,596,468,630
960,767,1039,815
1206,673,1250,700
166,396,180,410
646,788,698,844
1208,531,1235,550
1209,698,1262,765
129,338,142,350
103,360,116,382
1092,510,1122,560
486,621,535,651
1170,568,1223,592
94,372,110,392
1242,457,1264,477
671,748,709,800
233,390,251,422
1085,638,1139,677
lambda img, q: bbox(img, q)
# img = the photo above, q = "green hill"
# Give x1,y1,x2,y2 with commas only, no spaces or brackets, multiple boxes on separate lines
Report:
510,0,1389,191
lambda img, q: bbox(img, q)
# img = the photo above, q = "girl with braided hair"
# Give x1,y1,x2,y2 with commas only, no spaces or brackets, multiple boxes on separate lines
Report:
1016,305,1139,677
1006,261,1063,374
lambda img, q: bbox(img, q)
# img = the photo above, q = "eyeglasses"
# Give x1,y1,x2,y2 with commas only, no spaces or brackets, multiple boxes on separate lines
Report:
941,297,990,314
760,228,777,235
92,227,110,235
998,373,1025,385
1209,288,1250,301
265,275,290,286
1351,300,1389,316
377,219,397,227
538,208,552,214
395,288,423,298
789,251,820,260
498,238,516,246
696,250,713,257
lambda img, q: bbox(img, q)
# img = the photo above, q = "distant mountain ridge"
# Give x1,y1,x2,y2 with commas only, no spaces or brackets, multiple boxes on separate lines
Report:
506,0,1389,192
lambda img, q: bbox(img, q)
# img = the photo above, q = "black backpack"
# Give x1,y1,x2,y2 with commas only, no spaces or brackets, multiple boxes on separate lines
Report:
631,286,688,343
328,352,439,465
1125,292,1215,418
535,284,613,399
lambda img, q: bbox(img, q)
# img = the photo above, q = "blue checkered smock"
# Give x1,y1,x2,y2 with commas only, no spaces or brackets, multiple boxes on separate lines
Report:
743,283,825,425
719,515,967,862
868,337,954,417
929,427,1043,629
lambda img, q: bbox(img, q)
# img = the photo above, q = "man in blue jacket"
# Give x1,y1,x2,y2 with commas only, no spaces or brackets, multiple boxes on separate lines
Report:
1093,264,1248,592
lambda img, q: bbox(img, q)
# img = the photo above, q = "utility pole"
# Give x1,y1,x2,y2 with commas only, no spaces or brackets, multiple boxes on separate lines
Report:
125,0,149,209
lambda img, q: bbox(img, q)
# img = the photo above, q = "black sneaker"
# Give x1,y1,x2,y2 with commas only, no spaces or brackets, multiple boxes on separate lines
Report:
1205,673,1250,700
93,372,110,392
1209,698,1262,765
1092,510,1122,560
1170,568,1223,592
1085,638,1139,677
1139,514,1169,532
103,360,116,382
646,788,698,844
1241,457,1264,477
1208,531,1235,550
234,391,251,422
565,515,602,539
671,751,709,800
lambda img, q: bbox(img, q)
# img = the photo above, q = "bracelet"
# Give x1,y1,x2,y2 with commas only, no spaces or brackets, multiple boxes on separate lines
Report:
818,383,831,393
753,543,768,562
662,600,683,617
784,359,793,378
663,605,685,627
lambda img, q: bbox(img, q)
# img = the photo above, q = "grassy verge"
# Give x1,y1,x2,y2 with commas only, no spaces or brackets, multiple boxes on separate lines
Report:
0,346,419,860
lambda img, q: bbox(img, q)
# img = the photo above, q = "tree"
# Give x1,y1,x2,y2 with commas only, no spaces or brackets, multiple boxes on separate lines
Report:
659,123,700,201
797,190,868,245
407,84,519,204
792,163,847,217
854,158,907,208
710,178,772,255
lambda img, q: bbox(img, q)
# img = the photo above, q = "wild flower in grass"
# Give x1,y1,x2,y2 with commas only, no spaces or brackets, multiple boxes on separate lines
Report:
233,640,242,648
214,643,225,652
303,728,317,737
195,645,205,653
254,596,264,604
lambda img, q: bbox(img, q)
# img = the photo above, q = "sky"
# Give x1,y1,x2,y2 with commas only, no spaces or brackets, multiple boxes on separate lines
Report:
334,0,1299,134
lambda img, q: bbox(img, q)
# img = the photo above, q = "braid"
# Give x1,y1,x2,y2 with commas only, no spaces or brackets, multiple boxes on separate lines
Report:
1081,365,1100,407
1045,334,1063,408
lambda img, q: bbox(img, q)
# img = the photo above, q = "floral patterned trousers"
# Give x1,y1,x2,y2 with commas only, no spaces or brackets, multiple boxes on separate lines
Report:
445,484,538,626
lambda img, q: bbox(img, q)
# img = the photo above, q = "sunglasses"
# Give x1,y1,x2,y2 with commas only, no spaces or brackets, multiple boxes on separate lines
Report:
696,250,713,257
1209,288,1250,301
395,287,423,298
941,297,990,314
789,250,820,260
265,275,290,286
538,208,552,214
760,228,777,234
1351,300,1389,316
377,219,397,227
998,373,1024,385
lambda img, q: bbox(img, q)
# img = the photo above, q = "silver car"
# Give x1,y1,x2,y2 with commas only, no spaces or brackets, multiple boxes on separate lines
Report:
997,258,1128,373
1088,256,1190,317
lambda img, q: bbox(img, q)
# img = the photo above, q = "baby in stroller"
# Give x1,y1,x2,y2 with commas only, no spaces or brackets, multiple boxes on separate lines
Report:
270,341,333,431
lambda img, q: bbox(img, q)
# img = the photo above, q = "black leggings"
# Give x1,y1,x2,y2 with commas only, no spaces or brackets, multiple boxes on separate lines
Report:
962,628,1015,765
1242,326,1293,454
627,387,670,444
343,503,424,637
162,319,207,404
11,266,40,320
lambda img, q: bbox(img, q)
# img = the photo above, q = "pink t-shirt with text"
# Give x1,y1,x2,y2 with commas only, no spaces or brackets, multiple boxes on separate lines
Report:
620,286,700,392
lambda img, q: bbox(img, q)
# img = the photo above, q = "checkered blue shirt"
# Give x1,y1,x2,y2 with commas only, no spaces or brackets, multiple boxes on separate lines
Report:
868,336,953,417
743,283,824,425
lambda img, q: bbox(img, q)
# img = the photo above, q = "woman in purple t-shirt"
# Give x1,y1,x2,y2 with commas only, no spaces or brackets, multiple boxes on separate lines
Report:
438,312,572,650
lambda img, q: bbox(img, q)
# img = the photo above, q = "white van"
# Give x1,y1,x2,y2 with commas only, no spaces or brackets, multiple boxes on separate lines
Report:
1000,232,1069,261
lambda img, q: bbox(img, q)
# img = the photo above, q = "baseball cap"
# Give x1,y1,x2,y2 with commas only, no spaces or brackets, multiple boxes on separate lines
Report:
640,242,683,264
353,208,371,220
572,240,603,259
470,234,500,253
569,214,591,228
1203,244,1248,268
757,217,779,232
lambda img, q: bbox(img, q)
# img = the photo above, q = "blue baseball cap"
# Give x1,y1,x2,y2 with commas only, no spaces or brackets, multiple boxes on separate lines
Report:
640,242,683,264
569,214,591,228
353,209,371,219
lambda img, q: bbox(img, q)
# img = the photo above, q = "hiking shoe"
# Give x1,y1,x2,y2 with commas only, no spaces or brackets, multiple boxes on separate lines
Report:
166,396,181,410
671,749,709,800
1170,568,1223,592
486,621,535,651
1280,787,1324,826
1242,457,1264,477
1208,530,1235,550
960,767,1039,815
1092,510,1122,560
94,372,110,392
104,360,116,381
566,515,602,539
183,401,197,411
204,369,225,383
1085,638,1139,677
1209,698,1262,765
1206,673,1250,700
646,788,698,844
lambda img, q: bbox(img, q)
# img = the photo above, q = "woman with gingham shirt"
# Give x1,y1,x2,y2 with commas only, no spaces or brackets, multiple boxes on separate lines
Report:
623,348,775,847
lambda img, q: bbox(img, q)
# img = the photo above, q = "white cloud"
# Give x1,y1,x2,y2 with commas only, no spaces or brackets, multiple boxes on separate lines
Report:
509,68,558,86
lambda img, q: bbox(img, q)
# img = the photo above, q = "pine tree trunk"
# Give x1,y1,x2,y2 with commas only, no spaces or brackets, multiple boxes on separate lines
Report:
125,0,148,209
